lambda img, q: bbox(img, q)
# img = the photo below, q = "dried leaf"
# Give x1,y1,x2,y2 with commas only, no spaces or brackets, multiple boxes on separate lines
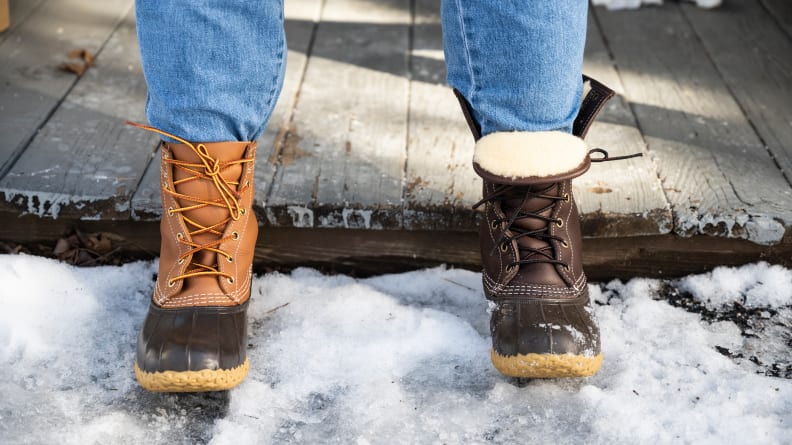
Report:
53,238,72,256
89,234,112,254
67,48,95,65
588,186,613,194
58,61,86,76
59,48,95,77
82,51,95,65
100,232,125,242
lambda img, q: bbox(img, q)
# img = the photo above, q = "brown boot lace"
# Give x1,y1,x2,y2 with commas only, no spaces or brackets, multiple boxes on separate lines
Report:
472,148,641,271
127,121,254,285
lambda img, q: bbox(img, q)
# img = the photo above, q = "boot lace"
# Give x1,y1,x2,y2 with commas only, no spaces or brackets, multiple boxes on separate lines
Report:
127,121,253,285
472,148,641,271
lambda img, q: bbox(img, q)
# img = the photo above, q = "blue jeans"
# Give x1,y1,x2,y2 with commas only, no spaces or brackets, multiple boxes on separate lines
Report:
136,0,587,141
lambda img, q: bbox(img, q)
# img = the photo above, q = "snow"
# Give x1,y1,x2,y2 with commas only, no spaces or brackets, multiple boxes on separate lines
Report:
592,0,721,10
679,262,792,310
0,255,790,444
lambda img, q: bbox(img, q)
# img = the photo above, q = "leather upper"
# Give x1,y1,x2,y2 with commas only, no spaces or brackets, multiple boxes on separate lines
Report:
154,141,258,308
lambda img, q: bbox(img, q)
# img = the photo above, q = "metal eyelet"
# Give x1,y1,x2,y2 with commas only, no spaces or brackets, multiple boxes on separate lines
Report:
563,193,570,202
561,240,569,248
226,256,233,263
232,231,240,240
556,218,564,228
240,208,246,215
167,279,175,287
564,265,571,271
167,207,174,216
491,220,499,230
176,233,184,240
500,242,509,253
177,258,185,265
227,277,235,284
505,264,515,273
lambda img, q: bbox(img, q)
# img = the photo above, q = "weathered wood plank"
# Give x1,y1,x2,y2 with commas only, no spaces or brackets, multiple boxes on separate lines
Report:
682,0,792,184
0,7,156,220
577,13,673,237
403,0,480,231
129,146,161,220
0,0,48,45
594,5,792,245
258,0,324,221
1,213,789,280
0,0,131,177
265,0,411,229
760,0,792,39
131,0,324,220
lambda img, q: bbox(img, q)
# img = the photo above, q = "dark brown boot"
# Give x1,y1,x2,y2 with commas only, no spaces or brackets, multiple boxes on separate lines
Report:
454,78,626,378
128,123,258,392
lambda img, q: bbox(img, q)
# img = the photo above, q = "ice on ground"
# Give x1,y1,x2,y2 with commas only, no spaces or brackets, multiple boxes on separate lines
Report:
592,0,721,10
0,255,790,444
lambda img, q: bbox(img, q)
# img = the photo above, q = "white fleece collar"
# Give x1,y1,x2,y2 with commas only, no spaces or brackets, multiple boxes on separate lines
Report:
473,131,588,180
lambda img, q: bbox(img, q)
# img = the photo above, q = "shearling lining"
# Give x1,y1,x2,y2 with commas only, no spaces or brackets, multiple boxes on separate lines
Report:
473,131,588,179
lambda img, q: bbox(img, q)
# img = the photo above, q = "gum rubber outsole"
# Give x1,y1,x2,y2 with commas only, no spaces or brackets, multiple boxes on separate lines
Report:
491,350,603,378
134,359,249,392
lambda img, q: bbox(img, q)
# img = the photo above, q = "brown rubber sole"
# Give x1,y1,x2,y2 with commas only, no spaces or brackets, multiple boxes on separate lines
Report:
134,358,250,392
490,349,603,378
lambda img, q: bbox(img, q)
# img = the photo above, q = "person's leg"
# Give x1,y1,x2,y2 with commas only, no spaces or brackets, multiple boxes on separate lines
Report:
442,0,587,135
442,1,604,378
132,0,285,392
136,0,287,141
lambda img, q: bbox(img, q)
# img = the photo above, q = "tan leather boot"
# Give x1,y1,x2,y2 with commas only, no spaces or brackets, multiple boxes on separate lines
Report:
129,123,257,392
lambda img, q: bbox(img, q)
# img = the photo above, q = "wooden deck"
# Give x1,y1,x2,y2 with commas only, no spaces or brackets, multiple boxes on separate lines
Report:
0,0,790,277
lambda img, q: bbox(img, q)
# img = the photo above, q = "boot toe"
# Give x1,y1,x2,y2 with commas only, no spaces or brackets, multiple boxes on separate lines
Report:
135,302,249,392
490,298,602,378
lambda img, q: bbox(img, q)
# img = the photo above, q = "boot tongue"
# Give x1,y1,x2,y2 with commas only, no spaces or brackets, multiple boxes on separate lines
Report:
501,183,565,286
169,142,247,294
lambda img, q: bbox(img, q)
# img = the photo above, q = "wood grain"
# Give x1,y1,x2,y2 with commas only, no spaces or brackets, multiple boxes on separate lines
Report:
0,0,131,177
577,14,673,237
0,0,48,41
682,0,792,183
594,5,792,245
265,0,411,229
760,0,792,39
0,8,156,220
403,0,480,231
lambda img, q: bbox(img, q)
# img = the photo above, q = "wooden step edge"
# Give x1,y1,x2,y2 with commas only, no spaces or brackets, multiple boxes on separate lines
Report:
1,213,789,280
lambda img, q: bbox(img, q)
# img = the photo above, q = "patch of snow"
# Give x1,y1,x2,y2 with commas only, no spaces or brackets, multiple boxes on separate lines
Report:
674,209,786,245
341,208,372,229
679,261,792,310
0,258,789,444
0,189,105,220
286,206,314,228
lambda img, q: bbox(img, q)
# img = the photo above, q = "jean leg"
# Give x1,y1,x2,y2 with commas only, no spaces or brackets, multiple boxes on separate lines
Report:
441,0,588,136
136,0,286,142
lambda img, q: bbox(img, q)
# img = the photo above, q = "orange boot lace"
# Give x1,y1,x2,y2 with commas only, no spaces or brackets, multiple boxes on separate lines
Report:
127,121,254,285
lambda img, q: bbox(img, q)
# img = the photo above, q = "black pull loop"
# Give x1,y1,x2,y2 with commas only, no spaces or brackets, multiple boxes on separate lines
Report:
589,148,643,163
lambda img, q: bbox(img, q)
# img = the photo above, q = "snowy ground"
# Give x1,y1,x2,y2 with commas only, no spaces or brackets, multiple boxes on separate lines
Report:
0,256,790,444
